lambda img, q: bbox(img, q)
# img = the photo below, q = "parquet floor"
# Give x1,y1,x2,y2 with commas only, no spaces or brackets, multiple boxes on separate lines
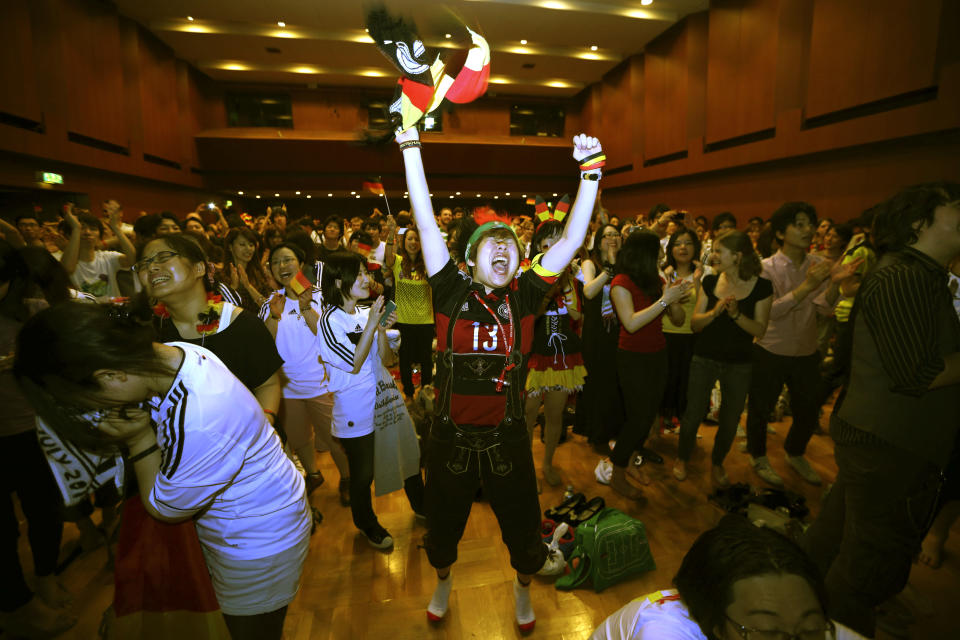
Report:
10,405,960,639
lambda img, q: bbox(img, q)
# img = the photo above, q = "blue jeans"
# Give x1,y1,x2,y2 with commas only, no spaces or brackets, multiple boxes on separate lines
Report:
677,355,752,465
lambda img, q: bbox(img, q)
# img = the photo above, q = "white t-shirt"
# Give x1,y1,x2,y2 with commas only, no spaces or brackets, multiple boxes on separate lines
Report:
369,240,386,265
71,250,123,301
590,589,867,640
259,289,343,399
316,305,378,438
146,342,310,561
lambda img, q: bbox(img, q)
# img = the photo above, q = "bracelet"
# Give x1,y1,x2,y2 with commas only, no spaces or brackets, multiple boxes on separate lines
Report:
658,299,668,310
399,140,422,151
579,151,606,171
128,443,159,463
263,409,276,420
581,170,602,181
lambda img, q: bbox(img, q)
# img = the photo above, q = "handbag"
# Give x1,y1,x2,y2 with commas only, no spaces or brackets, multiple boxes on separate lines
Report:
372,365,422,496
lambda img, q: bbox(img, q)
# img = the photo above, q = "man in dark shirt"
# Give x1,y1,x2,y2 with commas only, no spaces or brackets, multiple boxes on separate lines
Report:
802,182,960,637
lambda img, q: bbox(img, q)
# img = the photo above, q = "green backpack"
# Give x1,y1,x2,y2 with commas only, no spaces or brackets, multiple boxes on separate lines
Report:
555,507,656,592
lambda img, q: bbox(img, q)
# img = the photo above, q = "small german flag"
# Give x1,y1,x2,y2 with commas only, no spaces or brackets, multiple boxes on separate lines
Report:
362,179,385,196
355,242,372,259
287,270,313,296
526,197,537,205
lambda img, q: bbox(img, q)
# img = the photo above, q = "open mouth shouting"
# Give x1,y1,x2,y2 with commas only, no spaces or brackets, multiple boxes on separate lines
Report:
491,253,510,276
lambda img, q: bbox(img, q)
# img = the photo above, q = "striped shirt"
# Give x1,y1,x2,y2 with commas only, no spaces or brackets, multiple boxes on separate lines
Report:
430,257,557,427
146,343,309,560
856,247,953,396
316,305,378,437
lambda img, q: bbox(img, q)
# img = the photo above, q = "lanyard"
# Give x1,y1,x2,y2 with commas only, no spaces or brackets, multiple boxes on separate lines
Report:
471,291,515,392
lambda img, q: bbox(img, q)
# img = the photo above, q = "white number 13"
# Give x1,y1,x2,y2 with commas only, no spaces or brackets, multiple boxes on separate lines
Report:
472,322,499,352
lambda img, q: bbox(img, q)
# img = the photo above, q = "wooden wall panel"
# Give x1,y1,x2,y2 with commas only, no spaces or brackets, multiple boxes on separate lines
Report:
59,0,127,146
138,29,180,163
589,62,632,168
0,0,41,122
706,0,778,142
806,0,941,118
644,23,688,160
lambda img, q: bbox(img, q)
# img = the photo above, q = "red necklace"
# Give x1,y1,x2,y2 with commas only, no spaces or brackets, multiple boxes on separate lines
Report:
471,291,515,392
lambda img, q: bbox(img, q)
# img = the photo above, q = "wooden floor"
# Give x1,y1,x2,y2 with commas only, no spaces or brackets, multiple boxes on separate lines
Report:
11,406,960,639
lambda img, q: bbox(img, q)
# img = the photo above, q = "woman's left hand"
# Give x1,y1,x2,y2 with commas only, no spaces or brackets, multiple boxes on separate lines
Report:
380,309,398,330
572,134,602,163
97,406,155,447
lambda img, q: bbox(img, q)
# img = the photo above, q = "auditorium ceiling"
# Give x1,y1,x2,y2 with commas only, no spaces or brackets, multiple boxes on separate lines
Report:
114,0,707,97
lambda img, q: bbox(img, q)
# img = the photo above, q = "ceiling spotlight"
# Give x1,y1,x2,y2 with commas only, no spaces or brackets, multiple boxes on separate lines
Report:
429,193,434,197
445,33,452,39
494,196,499,199
505,192,511,196
306,195,311,199
449,195,454,198
277,20,286,27
520,39,527,45
187,16,194,22
522,194,527,198
327,193,333,197
641,0,653,5
590,45,598,51
350,191,356,195
476,194,481,197
355,195,360,199
274,193,279,197
237,190,244,195
255,195,261,199
295,190,300,195
455,191,461,195
552,193,558,197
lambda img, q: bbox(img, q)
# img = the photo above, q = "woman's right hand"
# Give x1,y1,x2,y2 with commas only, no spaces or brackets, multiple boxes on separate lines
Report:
365,296,386,330
227,263,240,289
710,296,730,317
268,292,286,319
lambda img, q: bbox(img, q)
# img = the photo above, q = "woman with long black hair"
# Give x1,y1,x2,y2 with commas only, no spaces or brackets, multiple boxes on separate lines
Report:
608,230,690,499
15,303,310,640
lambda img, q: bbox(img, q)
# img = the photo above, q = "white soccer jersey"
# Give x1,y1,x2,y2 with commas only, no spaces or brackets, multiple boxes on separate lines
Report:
146,342,310,560
316,305,378,438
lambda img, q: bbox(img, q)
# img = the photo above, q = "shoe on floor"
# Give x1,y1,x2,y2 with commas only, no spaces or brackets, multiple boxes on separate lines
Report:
639,447,663,464
338,478,351,507
514,578,536,632
306,471,325,495
426,572,453,622
672,461,687,482
750,455,784,487
363,524,394,550
711,464,731,489
537,547,567,576
787,455,822,485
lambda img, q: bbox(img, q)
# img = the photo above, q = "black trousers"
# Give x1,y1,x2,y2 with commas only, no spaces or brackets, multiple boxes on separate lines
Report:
423,420,546,575
802,421,942,637
397,323,435,397
1,430,64,611
745,345,821,458
610,349,668,468
661,332,696,420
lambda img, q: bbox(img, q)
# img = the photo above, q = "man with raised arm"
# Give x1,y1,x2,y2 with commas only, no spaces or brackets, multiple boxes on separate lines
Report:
396,127,603,631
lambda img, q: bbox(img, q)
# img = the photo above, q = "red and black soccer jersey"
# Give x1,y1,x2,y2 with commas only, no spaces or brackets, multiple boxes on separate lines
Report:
429,257,558,427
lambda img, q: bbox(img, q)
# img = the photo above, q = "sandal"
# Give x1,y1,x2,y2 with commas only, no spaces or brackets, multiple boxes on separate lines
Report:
567,496,606,526
543,492,586,523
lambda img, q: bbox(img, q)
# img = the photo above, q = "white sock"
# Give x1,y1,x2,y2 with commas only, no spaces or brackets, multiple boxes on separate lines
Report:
427,572,453,619
514,577,535,628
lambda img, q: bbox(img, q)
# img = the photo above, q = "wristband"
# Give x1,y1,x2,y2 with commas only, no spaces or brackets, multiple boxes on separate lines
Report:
581,170,602,181
399,140,422,151
658,299,668,310
579,151,606,171
128,443,159,463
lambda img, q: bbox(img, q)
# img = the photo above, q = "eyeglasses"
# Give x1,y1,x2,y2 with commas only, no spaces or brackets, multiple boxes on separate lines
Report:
132,251,179,273
726,615,836,640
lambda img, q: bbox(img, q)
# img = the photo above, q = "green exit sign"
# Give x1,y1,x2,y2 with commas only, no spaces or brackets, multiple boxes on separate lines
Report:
38,172,63,184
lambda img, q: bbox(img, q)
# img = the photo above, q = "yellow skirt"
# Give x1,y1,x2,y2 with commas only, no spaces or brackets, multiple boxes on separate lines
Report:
525,365,587,396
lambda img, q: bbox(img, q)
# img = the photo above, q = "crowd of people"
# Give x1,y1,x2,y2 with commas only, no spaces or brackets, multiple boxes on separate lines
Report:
1,131,958,639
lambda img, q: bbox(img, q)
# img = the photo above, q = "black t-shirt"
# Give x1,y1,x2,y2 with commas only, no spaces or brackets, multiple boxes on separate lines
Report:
694,274,773,363
155,309,283,391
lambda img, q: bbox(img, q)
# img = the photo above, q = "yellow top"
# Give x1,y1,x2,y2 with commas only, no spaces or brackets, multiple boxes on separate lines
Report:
392,254,434,324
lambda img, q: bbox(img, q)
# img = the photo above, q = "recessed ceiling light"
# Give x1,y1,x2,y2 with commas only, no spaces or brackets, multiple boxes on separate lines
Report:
641,0,653,5
494,196,499,199
237,190,243,195
274,193,279,197
445,33,452,39
449,195,454,199
429,193,434,197
522,194,527,198
350,191,356,195
327,193,333,197
552,193,558,197
256,195,261,199
277,20,286,27
590,45,598,51
505,192,511,196
520,39,527,45
476,194,481,197
355,195,360,199
187,16,194,22
455,191,461,195
295,190,300,195
306,195,311,199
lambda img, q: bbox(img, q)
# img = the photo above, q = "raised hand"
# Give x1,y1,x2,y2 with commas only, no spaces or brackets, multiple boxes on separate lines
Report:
395,126,420,144
725,295,740,318
103,200,123,229
804,260,832,287
711,296,730,317
830,256,865,284
64,203,81,231
365,296,386,330
268,292,286,319
662,277,692,305
227,263,240,289
572,134,601,163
